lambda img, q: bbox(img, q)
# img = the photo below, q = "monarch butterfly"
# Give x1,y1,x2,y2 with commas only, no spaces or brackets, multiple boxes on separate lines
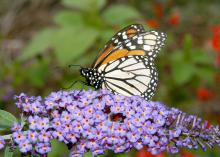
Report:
80,24,166,100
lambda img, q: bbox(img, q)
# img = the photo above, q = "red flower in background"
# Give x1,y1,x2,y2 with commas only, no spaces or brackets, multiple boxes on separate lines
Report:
168,12,180,26
212,25,220,52
145,19,160,28
212,25,220,35
136,148,164,157
196,87,214,101
153,2,163,18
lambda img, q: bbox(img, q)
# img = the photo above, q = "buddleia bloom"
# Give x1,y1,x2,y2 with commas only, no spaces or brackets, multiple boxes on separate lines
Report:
0,89,220,156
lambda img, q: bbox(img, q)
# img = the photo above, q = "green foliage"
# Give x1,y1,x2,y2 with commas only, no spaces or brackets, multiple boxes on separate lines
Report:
48,139,68,157
20,29,56,60
114,153,131,157
0,110,17,129
20,0,143,66
170,34,215,86
83,152,92,157
4,147,13,157
53,27,99,65
171,52,197,85
54,11,84,27
102,5,141,26
62,0,106,11
24,60,50,87
20,26,99,65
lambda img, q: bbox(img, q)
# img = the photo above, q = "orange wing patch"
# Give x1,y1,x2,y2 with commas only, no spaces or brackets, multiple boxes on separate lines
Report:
94,44,114,68
101,49,145,65
126,29,138,38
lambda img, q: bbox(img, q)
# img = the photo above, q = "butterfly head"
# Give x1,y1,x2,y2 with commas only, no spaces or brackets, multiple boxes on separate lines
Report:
80,68,104,89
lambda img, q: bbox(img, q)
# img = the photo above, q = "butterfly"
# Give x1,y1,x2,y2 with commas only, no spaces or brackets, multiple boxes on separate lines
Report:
80,24,166,100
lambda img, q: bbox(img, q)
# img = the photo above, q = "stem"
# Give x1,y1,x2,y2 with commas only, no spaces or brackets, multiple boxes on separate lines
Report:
1,134,12,140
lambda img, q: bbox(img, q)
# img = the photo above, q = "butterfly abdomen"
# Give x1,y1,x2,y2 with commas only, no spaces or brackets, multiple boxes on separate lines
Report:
80,68,104,89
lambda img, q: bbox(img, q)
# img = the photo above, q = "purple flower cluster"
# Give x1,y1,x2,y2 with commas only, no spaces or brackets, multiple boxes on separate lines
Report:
0,136,5,149
2,89,220,156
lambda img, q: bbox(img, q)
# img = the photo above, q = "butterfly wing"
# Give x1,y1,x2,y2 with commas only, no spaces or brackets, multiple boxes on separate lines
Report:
98,55,158,100
122,30,167,58
93,26,167,68
92,24,145,68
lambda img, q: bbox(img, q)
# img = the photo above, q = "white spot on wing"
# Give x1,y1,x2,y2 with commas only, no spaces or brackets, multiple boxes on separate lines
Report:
126,42,132,46
143,45,151,51
130,45,136,49
144,40,156,45
137,40,144,44
144,34,157,40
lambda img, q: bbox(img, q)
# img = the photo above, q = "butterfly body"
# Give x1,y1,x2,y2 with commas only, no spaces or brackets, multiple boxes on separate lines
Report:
80,68,104,89
80,24,166,100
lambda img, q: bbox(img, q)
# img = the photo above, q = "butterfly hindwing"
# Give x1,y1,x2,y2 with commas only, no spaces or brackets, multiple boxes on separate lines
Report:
98,55,158,100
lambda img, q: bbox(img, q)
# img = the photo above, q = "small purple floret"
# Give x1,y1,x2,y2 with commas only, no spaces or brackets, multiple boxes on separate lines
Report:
0,136,5,150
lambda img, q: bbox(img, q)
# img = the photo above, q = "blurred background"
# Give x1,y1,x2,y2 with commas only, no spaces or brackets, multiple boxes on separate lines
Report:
0,0,220,156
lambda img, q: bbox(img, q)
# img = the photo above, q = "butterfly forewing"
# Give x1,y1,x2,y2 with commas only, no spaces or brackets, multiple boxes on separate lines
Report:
93,26,167,68
123,31,167,57
92,24,145,68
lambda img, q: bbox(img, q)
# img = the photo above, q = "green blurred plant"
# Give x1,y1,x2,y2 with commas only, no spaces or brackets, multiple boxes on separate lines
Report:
170,34,215,85
20,0,142,66
156,33,216,105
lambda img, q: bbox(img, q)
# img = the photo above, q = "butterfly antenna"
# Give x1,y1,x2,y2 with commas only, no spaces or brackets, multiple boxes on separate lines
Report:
68,64,82,69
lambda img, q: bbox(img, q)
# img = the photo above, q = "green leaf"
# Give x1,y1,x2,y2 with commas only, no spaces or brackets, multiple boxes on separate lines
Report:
195,66,215,83
0,127,6,131
48,139,68,157
114,154,131,157
54,11,84,27
62,0,106,11
4,146,13,157
190,49,214,64
171,60,196,85
25,61,49,87
102,5,141,25
182,34,193,53
170,51,184,62
99,29,114,44
84,152,92,157
20,28,56,60
0,110,17,128
52,26,99,65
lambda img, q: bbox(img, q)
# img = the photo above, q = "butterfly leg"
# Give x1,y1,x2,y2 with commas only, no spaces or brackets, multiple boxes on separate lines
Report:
62,80,89,90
